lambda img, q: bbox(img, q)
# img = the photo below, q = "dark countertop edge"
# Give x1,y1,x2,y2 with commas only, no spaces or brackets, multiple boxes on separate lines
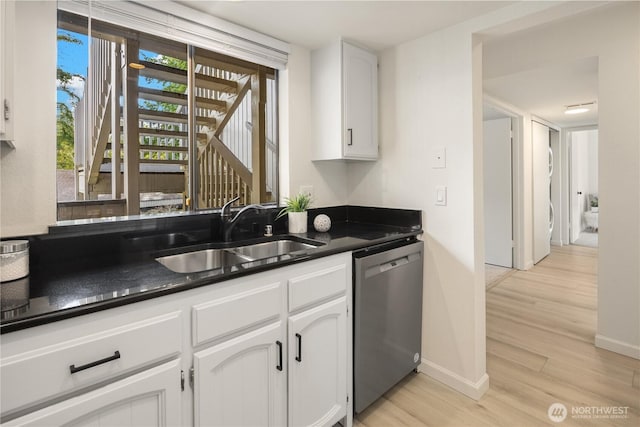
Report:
0,230,422,334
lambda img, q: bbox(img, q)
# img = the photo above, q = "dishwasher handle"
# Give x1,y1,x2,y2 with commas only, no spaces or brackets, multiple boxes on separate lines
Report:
365,252,421,278
380,256,409,272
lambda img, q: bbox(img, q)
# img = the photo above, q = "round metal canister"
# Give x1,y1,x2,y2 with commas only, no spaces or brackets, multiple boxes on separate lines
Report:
1,240,30,312
1,240,29,282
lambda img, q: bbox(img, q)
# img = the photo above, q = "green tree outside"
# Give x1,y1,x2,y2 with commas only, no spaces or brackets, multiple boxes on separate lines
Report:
56,31,83,170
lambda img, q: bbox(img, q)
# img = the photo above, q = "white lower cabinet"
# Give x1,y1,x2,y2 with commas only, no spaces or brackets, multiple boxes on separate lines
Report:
193,253,351,427
1,252,352,427
288,297,347,427
4,360,182,426
193,322,286,427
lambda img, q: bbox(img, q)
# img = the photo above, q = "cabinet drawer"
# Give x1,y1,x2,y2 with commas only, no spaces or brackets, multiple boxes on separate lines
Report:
0,311,181,417
192,280,282,346
288,262,348,312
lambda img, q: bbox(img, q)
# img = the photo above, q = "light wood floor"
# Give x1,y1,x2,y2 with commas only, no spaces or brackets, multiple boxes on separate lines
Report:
356,245,640,426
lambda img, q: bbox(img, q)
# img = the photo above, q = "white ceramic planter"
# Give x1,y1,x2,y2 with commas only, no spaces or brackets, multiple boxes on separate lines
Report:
288,211,308,234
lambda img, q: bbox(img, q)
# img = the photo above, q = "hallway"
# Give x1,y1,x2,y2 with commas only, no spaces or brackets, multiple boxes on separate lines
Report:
356,245,640,426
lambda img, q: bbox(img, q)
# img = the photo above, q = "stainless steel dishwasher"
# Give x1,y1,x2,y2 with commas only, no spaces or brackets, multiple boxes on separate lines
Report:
353,238,424,414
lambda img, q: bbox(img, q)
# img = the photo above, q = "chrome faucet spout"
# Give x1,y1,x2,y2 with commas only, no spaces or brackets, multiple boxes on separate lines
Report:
220,196,240,221
228,204,269,224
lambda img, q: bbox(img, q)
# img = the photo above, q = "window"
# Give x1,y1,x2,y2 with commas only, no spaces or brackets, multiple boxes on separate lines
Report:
56,10,278,221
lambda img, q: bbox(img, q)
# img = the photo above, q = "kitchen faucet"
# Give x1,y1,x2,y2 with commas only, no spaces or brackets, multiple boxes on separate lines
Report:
220,196,271,241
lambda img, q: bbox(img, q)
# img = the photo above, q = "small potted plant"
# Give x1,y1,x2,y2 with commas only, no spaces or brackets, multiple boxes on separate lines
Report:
276,193,312,233
590,195,599,213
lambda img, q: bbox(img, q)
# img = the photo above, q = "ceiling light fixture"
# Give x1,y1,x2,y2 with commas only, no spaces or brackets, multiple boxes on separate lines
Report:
565,102,595,115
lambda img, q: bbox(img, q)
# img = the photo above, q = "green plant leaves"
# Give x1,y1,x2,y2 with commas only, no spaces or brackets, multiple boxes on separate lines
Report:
275,193,312,220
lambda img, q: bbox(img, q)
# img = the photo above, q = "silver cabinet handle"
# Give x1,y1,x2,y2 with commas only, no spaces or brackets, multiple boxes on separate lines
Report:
347,128,353,146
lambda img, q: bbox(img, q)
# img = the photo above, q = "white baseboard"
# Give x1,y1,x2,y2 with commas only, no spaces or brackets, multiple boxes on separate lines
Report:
551,239,562,247
523,260,534,270
418,359,489,401
595,335,640,359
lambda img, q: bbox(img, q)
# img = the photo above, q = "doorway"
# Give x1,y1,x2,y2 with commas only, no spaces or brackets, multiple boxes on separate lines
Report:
568,128,599,247
484,116,513,268
483,103,517,288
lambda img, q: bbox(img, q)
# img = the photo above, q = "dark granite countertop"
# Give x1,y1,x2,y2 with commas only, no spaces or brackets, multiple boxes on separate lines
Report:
1,206,422,334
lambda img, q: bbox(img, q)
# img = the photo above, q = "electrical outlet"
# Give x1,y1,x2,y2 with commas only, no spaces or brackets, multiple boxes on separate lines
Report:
432,147,446,168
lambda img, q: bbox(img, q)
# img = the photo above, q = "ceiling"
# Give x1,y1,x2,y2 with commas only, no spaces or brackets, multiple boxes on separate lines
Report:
176,1,599,129
176,1,513,51
484,56,598,128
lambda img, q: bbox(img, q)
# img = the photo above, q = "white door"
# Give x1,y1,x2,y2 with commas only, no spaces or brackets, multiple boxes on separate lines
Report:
4,360,181,426
289,297,347,427
570,139,584,243
343,42,377,159
569,130,597,243
193,322,286,427
483,117,513,268
532,121,551,264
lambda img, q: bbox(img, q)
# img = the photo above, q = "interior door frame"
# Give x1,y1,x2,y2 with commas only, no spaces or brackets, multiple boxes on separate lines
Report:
563,125,598,245
483,96,523,270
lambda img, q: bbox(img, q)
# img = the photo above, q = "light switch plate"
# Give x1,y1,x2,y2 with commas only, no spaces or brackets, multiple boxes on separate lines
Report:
435,185,447,206
432,147,446,168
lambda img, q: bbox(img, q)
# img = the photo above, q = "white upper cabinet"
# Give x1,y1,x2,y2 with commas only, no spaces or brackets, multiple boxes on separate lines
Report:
0,0,15,144
312,40,378,161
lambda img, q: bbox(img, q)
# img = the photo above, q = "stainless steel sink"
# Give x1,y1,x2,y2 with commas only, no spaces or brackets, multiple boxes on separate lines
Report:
156,249,252,273
156,238,324,273
229,239,320,260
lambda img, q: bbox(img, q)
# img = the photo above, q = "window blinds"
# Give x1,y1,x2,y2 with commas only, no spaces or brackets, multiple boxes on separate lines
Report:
57,0,290,69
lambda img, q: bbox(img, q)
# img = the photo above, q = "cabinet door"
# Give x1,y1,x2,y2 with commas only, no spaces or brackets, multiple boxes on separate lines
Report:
343,42,378,160
0,0,15,140
289,297,347,427
194,322,286,427
3,360,181,427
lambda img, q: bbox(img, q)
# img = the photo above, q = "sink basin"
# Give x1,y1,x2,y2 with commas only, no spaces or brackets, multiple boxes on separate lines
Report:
229,239,321,260
156,238,324,273
156,249,252,273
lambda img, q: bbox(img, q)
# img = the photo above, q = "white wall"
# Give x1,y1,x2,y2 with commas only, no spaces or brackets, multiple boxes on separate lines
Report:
0,1,57,237
346,2,570,398
484,3,640,358
348,1,640,399
348,25,490,398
